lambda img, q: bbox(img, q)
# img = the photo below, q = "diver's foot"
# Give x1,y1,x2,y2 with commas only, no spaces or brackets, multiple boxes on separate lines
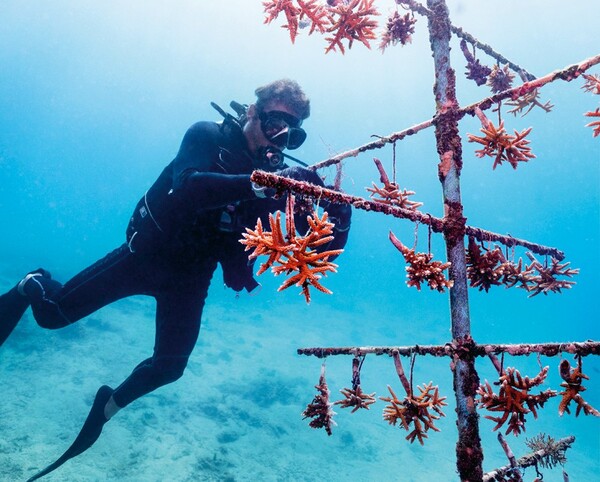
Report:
26,385,114,482
0,269,52,347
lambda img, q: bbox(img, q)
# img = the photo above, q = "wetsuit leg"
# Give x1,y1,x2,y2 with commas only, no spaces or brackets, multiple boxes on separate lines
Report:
112,265,216,408
27,245,147,329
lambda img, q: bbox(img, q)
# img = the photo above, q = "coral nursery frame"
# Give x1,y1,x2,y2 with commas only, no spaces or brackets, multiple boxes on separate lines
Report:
254,0,600,480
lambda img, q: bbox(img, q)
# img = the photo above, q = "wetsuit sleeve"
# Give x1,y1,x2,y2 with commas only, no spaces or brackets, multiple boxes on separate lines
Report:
171,122,257,210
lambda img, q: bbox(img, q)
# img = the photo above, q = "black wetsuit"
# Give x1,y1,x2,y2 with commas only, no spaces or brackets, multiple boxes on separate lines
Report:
22,120,350,409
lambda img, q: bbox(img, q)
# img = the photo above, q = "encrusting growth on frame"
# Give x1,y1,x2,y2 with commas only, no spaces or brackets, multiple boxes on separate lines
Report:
240,194,342,303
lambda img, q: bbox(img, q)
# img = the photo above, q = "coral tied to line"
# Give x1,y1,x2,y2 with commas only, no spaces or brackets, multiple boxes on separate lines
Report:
389,231,453,293
240,194,343,303
302,362,336,435
581,74,600,137
477,366,557,436
557,359,600,417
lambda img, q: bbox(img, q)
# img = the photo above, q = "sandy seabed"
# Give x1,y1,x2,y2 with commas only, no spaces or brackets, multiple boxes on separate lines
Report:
1,270,598,482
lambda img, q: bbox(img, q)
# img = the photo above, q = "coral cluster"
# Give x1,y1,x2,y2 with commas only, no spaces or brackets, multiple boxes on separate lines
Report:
487,64,515,93
263,0,329,43
467,118,535,170
379,11,416,52
302,364,337,435
505,89,554,117
525,433,568,469
477,366,557,436
240,194,343,303
389,232,453,293
465,239,579,297
557,359,600,417
459,39,491,86
380,382,447,445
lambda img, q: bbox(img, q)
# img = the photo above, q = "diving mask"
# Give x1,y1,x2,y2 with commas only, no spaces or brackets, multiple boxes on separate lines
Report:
258,110,306,150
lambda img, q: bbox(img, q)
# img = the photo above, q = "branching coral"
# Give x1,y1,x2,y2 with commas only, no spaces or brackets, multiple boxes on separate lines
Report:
366,158,423,210
459,39,491,86
477,366,557,436
379,10,416,52
506,89,554,117
379,351,447,445
523,252,579,297
557,359,600,417
584,108,600,137
389,232,453,293
240,194,342,303
525,433,568,469
303,363,337,435
324,0,379,53
334,356,377,413
263,0,330,43
487,64,515,93
467,114,535,170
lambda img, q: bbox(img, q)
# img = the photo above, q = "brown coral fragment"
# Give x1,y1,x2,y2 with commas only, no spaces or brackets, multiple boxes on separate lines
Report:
302,363,337,435
523,252,579,297
389,231,453,293
557,359,600,417
506,89,554,117
487,64,515,93
584,108,600,137
334,385,377,413
477,366,557,436
379,10,416,52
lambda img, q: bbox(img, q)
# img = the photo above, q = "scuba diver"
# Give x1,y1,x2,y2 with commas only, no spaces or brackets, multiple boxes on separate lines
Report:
0,79,352,480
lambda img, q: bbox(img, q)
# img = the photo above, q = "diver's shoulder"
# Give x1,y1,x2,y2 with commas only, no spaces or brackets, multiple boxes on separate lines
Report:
185,120,221,140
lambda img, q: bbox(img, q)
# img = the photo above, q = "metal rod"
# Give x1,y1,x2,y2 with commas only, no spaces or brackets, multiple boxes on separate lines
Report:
296,341,600,358
249,171,566,259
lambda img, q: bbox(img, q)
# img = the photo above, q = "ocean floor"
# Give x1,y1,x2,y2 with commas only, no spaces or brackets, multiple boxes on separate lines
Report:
0,268,598,481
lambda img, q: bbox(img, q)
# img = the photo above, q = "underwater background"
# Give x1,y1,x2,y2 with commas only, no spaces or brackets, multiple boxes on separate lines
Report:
0,1,598,481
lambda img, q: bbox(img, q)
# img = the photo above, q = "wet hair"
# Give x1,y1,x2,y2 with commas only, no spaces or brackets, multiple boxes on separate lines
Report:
254,79,310,121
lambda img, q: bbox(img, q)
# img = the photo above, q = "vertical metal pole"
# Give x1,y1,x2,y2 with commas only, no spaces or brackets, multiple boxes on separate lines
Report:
425,0,484,479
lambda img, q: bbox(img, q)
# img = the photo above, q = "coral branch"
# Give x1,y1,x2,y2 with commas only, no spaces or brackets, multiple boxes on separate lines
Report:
296,341,600,358
302,362,336,435
482,436,575,481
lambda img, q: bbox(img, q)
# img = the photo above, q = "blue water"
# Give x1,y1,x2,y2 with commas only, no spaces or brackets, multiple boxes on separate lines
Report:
1,1,598,481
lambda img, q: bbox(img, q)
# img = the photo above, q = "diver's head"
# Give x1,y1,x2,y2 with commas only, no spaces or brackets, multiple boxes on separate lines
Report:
243,79,309,170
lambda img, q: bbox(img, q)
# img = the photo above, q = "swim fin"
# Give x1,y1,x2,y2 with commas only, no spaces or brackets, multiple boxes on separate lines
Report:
0,269,51,347
0,286,30,347
26,385,114,481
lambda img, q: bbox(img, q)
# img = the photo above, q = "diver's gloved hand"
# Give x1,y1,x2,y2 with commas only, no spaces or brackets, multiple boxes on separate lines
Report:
276,166,324,187
325,201,352,232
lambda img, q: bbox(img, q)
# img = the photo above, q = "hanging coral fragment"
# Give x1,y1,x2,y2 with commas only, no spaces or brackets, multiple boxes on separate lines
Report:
523,252,579,297
302,362,337,435
389,231,453,292
379,352,447,445
467,108,535,170
477,366,557,436
366,158,423,210
557,359,600,417
334,355,377,412
379,10,416,52
240,194,343,303
581,73,600,137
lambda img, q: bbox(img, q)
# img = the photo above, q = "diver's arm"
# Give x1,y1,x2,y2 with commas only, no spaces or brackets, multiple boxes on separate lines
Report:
170,121,261,210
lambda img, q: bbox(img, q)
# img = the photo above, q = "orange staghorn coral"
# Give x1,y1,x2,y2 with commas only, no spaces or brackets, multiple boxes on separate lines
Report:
240,195,342,303
334,355,376,413
581,73,600,95
366,158,423,210
584,108,600,137
477,366,557,436
380,382,447,445
467,117,536,170
558,359,600,417
523,252,579,297
263,0,330,43
389,231,453,293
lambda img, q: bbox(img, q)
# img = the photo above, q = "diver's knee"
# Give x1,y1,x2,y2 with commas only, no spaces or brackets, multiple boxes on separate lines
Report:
156,360,187,385
34,310,71,330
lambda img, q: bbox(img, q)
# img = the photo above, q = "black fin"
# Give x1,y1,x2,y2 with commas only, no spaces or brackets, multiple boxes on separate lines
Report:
26,385,114,481
0,286,29,347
